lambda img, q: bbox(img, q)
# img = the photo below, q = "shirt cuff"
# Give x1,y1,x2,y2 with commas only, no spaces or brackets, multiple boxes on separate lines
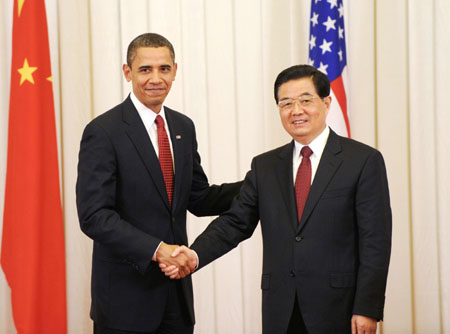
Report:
191,249,199,270
152,241,163,262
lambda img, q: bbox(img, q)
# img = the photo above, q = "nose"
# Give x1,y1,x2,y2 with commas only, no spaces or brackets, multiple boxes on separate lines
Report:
292,101,304,115
149,70,162,83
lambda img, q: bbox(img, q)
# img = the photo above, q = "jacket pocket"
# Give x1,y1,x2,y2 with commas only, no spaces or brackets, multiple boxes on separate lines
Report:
329,272,355,288
261,274,271,290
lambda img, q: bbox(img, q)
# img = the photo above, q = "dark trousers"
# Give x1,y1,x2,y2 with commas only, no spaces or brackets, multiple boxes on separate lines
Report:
94,281,193,334
287,295,308,334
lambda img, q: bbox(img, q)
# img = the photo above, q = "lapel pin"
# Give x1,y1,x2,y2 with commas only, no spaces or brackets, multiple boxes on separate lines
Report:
176,135,181,140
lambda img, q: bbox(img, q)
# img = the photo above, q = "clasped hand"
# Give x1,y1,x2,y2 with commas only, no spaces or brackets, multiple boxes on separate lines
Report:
156,243,197,279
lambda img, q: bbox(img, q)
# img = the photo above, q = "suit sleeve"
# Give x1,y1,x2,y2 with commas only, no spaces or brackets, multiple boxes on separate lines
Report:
352,150,392,320
190,159,260,270
76,122,159,275
187,122,243,216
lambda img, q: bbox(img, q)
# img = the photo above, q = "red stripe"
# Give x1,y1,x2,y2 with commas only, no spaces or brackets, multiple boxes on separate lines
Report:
330,76,351,137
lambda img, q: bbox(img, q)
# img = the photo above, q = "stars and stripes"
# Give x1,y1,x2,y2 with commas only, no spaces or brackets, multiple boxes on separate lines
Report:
309,0,350,137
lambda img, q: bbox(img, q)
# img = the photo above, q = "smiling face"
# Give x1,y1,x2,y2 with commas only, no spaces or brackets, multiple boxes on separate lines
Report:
123,46,177,113
278,77,331,145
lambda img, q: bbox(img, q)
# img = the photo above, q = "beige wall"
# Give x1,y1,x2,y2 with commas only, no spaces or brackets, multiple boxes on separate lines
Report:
1,0,449,333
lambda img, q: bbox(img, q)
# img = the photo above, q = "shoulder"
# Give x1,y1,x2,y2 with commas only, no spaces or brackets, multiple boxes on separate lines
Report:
164,106,194,128
84,98,129,134
329,130,383,160
164,106,188,119
328,132,387,174
252,142,293,165
340,137,378,154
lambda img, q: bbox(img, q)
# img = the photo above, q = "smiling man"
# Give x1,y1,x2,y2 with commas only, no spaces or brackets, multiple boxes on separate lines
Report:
76,33,242,334
165,64,392,334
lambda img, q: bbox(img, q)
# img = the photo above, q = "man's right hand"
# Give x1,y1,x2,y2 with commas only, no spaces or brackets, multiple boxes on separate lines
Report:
156,243,197,279
158,245,198,279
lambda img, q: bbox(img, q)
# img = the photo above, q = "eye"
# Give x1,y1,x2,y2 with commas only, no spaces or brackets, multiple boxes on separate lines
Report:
279,101,292,109
301,98,312,105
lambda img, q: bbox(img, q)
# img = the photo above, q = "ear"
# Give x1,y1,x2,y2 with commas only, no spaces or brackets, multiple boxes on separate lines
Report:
323,95,332,109
173,63,178,81
123,64,131,82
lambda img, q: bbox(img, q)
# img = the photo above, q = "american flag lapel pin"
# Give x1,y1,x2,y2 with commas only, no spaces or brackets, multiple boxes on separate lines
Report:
176,135,182,140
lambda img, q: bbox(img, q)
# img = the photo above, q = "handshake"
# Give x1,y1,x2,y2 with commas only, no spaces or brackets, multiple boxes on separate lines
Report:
155,242,198,279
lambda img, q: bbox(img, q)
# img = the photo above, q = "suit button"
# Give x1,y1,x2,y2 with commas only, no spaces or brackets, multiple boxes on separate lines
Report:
290,270,295,277
295,236,302,242
172,217,175,223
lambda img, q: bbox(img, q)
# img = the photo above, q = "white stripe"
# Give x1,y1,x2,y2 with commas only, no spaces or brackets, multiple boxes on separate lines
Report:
327,87,349,137
327,66,349,137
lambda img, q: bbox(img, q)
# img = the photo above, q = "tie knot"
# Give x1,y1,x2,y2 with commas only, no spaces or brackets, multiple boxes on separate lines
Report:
155,115,165,129
301,146,313,159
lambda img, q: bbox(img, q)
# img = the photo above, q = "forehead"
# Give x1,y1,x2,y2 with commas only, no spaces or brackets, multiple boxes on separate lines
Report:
132,46,174,66
278,77,317,98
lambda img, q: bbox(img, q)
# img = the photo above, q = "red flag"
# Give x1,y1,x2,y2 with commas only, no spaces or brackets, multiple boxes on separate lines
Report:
1,0,67,333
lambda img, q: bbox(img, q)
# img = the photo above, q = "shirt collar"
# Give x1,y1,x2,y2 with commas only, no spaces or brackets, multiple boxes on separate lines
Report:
130,92,167,124
294,126,330,160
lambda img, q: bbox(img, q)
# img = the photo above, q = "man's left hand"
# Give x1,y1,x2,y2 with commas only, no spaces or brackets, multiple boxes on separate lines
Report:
351,315,377,334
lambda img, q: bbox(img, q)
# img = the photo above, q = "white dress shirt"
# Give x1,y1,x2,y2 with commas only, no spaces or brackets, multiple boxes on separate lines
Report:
293,126,330,184
130,92,174,167
130,92,175,260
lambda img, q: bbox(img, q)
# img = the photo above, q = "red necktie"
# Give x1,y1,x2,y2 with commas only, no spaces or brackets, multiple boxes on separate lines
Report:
294,146,313,223
155,115,174,206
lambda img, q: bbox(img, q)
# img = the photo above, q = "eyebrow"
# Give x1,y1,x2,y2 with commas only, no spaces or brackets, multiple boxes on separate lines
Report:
137,64,172,70
279,93,314,101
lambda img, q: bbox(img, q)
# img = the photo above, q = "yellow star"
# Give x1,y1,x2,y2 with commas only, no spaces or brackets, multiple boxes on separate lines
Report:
17,58,38,85
18,0,25,17
47,76,53,82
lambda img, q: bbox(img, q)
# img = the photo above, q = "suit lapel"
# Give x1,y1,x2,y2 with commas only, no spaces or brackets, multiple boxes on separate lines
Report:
122,97,171,210
276,142,299,233
298,130,343,232
165,107,185,214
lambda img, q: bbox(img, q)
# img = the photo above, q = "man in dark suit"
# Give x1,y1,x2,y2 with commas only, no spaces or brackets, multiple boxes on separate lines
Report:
76,33,242,334
164,65,392,334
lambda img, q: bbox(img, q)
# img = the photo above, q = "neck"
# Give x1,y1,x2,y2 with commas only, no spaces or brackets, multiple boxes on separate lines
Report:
148,104,163,114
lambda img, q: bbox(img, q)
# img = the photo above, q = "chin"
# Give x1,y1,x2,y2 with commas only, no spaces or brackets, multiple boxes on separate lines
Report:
293,130,309,137
293,132,310,140
145,98,163,105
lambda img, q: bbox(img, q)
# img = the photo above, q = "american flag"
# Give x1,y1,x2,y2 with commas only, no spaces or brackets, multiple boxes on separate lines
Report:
308,0,350,137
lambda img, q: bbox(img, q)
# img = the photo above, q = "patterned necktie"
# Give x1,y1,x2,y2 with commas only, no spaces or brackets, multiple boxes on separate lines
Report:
155,115,174,206
294,146,313,223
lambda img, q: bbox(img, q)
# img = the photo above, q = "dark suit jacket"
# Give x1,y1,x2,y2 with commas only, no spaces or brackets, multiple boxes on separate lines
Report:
190,129,392,334
76,96,242,332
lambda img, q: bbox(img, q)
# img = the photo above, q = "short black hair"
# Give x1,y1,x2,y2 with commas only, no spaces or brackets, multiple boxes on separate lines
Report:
274,64,330,103
127,33,175,67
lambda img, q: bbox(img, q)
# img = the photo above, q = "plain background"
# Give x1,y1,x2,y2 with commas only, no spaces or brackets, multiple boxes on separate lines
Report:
1,0,449,333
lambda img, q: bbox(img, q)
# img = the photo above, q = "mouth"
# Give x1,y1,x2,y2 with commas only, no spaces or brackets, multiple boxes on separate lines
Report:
144,87,166,95
292,120,307,125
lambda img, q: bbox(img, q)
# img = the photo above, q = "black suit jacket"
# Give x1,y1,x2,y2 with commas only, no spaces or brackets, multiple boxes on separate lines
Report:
191,129,392,333
76,96,242,332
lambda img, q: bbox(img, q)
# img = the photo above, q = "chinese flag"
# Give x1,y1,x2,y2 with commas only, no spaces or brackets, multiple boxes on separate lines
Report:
1,0,67,333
